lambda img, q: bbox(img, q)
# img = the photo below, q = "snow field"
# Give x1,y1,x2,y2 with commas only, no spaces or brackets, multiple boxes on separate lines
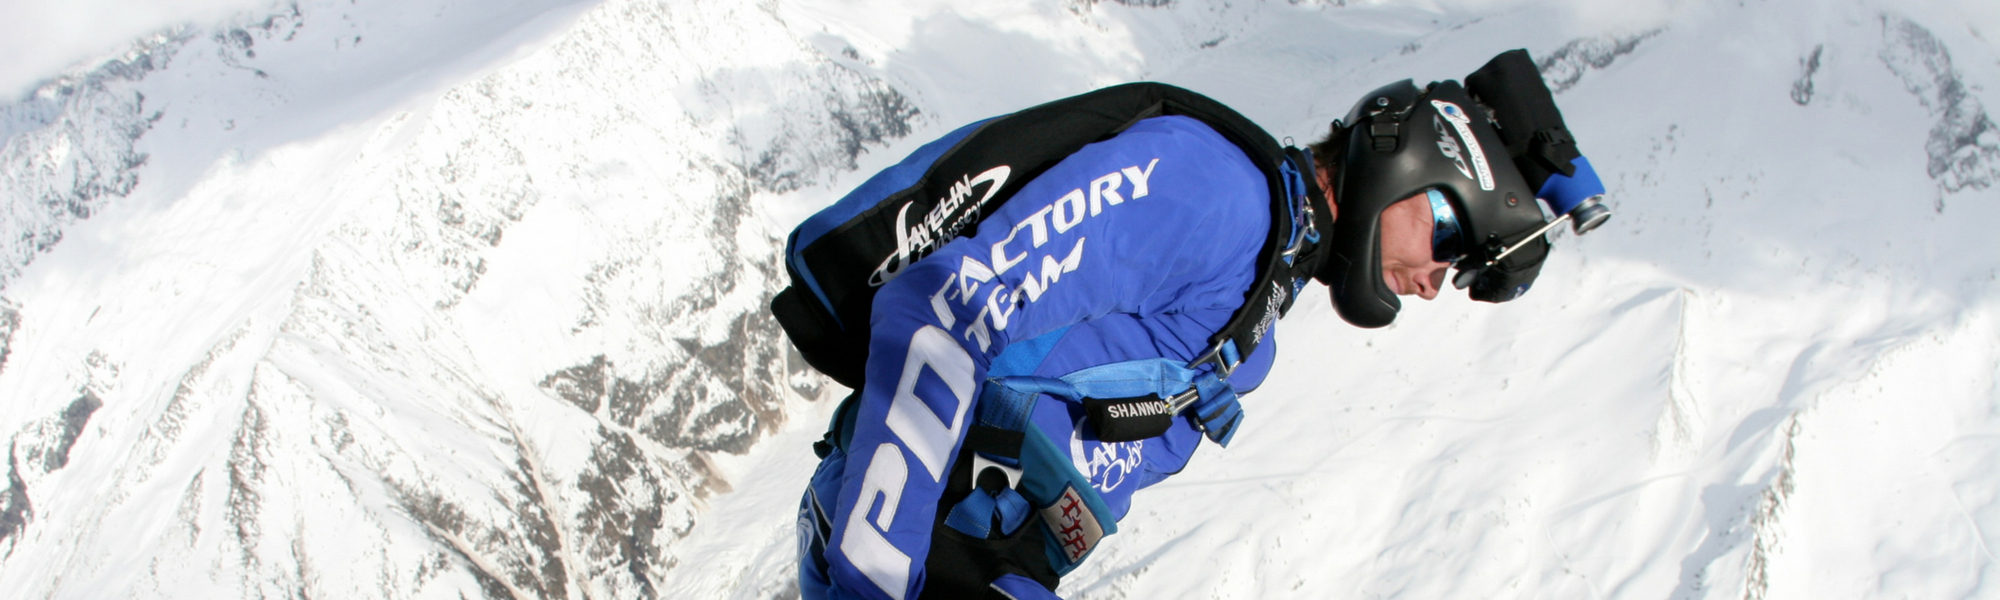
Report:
0,0,1995,598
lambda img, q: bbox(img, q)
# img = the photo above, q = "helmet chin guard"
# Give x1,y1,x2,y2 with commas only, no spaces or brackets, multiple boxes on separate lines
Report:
1318,78,1551,328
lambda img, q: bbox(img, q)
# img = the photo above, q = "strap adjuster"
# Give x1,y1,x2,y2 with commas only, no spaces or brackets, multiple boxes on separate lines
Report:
1189,339,1243,379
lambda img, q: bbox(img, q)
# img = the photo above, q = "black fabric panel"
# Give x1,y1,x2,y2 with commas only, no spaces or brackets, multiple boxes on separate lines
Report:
1464,49,1580,192
1083,396,1174,442
966,425,1026,458
772,285,866,389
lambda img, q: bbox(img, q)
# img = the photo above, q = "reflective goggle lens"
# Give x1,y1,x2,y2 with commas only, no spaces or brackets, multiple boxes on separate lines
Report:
1427,189,1467,264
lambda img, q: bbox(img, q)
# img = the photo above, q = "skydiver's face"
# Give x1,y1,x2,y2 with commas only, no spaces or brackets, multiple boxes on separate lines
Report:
1375,193,1452,300
1312,167,1450,300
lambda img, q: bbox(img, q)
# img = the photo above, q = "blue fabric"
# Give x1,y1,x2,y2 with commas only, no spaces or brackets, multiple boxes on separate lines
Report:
1063,358,1200,400
997,487,1031,534
989,326,1073,378
942,488,995,537
802,115,1276,599
1190,372,1243,446
942,486,1031,539
799,446,847,600
1536,155,1606,215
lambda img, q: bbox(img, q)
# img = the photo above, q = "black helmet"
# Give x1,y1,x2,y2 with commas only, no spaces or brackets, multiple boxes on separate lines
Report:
1316,50,1607,328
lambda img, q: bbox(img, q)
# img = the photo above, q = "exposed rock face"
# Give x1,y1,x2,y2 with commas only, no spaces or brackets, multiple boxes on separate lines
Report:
0,298,17,374
0,0,896,597
1879,16,2000,194
1,381,108,557
1537,30,1663,94
0,37,171,290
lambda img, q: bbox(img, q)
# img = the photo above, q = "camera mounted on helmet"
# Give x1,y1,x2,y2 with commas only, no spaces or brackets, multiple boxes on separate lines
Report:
1314,49,1610,328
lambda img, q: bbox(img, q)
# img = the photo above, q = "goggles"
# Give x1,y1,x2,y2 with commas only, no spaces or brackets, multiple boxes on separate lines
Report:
1427,189,1468,265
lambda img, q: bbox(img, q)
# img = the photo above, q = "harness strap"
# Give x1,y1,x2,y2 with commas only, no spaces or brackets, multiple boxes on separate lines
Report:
812,353,1249,590
1192,149,1321,381
1060,358,1245,446
943,481,1032,540
1190,370,1244,446
956,376,1119,574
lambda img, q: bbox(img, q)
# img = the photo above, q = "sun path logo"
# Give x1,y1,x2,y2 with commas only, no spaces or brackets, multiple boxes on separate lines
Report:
1430,100,1495,191
869,165,1013,287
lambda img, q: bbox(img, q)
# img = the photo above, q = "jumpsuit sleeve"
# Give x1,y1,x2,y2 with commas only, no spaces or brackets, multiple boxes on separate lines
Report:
817,116,1269,599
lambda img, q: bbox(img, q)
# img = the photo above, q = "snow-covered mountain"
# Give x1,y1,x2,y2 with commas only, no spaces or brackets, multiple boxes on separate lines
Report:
1,0,1996,599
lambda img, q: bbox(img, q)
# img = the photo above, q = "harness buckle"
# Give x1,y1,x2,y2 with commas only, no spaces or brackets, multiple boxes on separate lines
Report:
971,453,1024,491
1188,339,1243,380
1166,386,1201,414
1279,155,1320,261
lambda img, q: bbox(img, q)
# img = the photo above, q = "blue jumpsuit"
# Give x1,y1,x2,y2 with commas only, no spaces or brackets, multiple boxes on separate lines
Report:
798,115,1279,599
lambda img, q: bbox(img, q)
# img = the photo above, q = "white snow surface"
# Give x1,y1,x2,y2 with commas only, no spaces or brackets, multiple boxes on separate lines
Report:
2,0,1998,598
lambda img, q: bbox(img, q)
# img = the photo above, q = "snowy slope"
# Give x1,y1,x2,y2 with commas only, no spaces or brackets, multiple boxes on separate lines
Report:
0,0,902,597
2,0,1998,599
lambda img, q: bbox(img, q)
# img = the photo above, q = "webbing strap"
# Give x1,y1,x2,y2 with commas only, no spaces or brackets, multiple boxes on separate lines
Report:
978,377,1077,429
1061,359,1194,400
943,486,1032,539
819,354,1247,459
964,377,1120,574
1190,370,1242,446
924,355,1248,578
1058,358,1244,446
